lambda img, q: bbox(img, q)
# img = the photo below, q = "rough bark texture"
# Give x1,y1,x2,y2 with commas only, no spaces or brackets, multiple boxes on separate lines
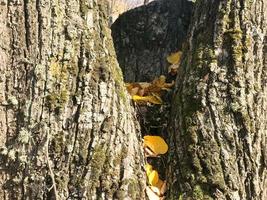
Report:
111,0,193,82
0,0,146,199
167,0,267,199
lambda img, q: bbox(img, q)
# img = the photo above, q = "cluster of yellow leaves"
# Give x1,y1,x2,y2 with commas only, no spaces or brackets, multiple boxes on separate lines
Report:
145,164,167,199
143,136,168,199
126,75,174,105
128,51,182,199
167,51,182,76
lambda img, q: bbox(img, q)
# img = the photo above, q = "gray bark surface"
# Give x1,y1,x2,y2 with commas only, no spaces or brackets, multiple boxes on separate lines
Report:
0,0,146,199
167,0,267,199
111,0,193,82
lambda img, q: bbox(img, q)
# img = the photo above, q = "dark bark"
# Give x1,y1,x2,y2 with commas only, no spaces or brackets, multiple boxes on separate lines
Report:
111,0,193,82
0,0,146,199
167,0,267,199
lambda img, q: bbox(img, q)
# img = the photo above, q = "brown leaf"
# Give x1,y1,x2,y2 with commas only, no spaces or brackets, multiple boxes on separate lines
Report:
138,88,145,96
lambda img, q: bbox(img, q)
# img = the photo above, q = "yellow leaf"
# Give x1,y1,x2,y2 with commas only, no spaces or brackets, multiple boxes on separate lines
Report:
150,180,167,196
143,136,168,155
150,179,164,195
167,51,182,65
148,170,159,186
145,164,153,177
132,95,162,105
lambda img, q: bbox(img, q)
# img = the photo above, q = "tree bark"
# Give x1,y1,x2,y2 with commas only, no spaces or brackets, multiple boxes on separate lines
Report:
167,0,267,199
111,0,267,199
0,0,146,199
111,0,193,82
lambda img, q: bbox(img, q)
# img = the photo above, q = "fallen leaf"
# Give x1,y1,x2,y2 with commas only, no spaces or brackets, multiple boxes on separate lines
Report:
143,136,168,155
167,51,182,65
126,76,174,100
148,170,159,186
138,88,145,96
132,95,162,105
130,87,139,96
139,82,151,89
145,164,153,176
149,76,174,92
150,179,164,195
160,180,167,195
126,82,151,96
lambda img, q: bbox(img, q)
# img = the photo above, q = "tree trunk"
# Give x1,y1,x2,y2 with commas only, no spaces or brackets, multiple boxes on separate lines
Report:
111,0,193,82
0,0,146,199
111,0,267,199
167,0,267,199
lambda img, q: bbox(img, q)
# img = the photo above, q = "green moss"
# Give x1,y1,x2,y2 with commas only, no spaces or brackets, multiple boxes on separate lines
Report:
115,190,126,199
90,145,106,181
191,155,202,172
45,89,69,111
225,28,242,40
242,112,254,133
56,173,69,189
107,54,128,105
80,0,89,15
224,28,243,64
127,179,138,198
46,92,58,110
178,194,184,200
113,154,122,166
52,131,65,153
193,185,204,200
67,61,79,75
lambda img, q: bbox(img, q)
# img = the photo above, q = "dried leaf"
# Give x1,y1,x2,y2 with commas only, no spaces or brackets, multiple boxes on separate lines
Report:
148,170,159,186
167,51,182,65
126,76,174,100
132,95,162,105
139,82,151,89
150,179,164,195
160,181,167,195
138,88,145,96
149,76,174,92
126,82,151,96
143,136,168,155
130,87,139,96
